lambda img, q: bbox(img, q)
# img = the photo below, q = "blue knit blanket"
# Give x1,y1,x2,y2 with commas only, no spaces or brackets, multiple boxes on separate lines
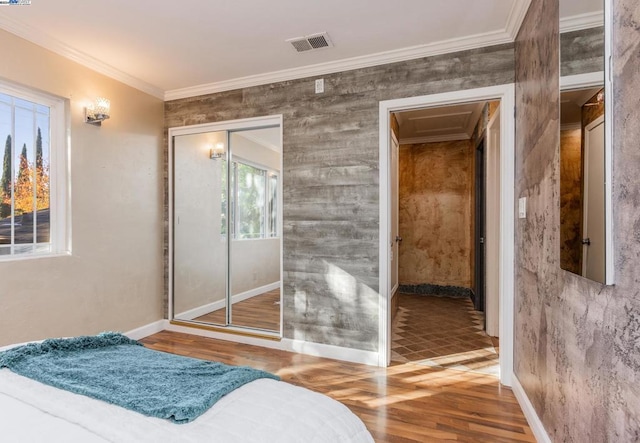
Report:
0,333,279,423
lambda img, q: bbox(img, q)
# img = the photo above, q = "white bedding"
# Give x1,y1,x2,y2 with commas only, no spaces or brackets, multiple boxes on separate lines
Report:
0,350,374,443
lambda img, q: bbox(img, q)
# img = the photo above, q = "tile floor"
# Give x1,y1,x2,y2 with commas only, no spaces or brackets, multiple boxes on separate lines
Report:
391,293,500,376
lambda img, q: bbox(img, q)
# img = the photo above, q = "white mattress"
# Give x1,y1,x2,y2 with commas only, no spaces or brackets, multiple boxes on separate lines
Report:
0,347,374,443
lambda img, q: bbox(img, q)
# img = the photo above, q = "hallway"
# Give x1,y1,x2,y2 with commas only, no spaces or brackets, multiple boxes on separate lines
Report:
391,293,499,376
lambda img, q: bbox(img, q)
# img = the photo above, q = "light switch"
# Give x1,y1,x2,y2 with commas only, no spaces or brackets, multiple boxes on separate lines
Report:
518,197,527,219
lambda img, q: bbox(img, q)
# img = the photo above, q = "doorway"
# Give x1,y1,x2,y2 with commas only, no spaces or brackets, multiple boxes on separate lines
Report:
389,100,495,373
378,85,515,386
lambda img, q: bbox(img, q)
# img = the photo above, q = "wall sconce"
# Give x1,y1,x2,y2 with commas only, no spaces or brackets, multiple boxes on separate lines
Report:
85,97,111,125
210,142,225,159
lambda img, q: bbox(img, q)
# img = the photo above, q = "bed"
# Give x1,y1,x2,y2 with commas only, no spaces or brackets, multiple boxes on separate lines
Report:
0,335,374,443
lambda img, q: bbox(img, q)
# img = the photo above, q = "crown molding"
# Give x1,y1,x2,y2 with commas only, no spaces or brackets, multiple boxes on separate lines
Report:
166,1,533,101
560,11,604,33
505,0,532,40
400,134,470,145
165,28,516,101
560,122,582,132
0,14,164,99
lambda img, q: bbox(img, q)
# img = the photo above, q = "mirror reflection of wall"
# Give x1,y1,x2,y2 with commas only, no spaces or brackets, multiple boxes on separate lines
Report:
560,87,606,282
173,131,228,321
171,122,282,334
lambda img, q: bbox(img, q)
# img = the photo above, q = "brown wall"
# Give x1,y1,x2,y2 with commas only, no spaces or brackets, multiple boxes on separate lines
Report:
398,140,473,288
560,128,583,274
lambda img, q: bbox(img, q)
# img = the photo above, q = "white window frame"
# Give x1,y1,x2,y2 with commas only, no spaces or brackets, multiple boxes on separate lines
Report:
0,80,69,261
230,155,279,241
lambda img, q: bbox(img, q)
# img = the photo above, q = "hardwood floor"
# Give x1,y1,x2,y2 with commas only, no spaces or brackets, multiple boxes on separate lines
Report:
192,288,280,331
141,330,534,442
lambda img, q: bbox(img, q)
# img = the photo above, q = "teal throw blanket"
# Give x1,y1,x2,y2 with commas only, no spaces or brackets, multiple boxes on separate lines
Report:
0,332,279,423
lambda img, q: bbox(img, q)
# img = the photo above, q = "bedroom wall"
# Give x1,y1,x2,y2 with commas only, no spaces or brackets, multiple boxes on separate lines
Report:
398,140,473,288
165,43,515,351
514,0,640,440
0,29,164,346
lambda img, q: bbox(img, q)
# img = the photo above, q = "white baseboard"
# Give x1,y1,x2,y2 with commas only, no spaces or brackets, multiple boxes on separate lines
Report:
511,373,552,443
281,338,379,366
125,320,168,340
163,322,379,367
175,282,280,321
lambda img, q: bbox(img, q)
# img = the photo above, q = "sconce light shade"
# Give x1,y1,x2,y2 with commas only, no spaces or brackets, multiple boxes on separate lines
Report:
85,97,111,125
210,142,225,159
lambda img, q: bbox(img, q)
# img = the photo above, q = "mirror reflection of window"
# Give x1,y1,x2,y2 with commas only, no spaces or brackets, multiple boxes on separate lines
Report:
560,87,605,282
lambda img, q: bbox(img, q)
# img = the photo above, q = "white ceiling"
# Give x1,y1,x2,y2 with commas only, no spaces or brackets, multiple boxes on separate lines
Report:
395,103,486,144
0,0,603,100
561,87,603,126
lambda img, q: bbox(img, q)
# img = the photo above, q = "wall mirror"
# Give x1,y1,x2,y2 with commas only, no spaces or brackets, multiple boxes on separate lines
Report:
170,116,283,336
559,0,613,284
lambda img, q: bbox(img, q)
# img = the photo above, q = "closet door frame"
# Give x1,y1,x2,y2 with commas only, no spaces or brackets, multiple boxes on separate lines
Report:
168,114,283,339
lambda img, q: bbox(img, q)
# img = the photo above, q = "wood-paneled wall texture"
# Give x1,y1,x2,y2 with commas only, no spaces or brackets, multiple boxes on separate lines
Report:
165,43,515,352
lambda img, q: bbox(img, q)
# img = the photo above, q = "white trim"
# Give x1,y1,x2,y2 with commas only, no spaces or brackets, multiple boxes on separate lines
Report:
0,80,69,261
505,0,532,40
560,11,604,33
603,0,614,285
511,374,552,443
560,71,604,90
164,1,533,102
175,282,280,321
399,133,470,145
0,15,164,99
163,321,379,366
125,320,167,341
378,84,516,387
281,338,379,366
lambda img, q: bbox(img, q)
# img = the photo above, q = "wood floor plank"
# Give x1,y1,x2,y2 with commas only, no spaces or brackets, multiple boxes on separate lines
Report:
141,330,533,442
141,294,533,442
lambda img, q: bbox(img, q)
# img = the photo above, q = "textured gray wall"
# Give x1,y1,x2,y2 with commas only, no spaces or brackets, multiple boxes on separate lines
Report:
165,44,515,351
515,0,640,441
561,27,605,77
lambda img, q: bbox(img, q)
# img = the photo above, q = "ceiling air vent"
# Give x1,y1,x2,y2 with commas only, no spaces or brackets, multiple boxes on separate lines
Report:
286,32,333,53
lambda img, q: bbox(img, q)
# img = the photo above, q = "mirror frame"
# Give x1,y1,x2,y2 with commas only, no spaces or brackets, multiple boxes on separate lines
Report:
559,0,613,285
168,114,284,337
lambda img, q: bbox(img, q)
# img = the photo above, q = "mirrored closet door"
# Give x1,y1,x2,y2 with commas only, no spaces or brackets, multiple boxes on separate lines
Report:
170,116,282,336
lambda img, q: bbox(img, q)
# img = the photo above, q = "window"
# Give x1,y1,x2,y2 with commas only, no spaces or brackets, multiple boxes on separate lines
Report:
0,82,67,259
225,158,278,240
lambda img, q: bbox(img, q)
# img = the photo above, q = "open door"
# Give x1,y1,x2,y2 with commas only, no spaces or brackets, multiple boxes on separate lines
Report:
582,116,605,282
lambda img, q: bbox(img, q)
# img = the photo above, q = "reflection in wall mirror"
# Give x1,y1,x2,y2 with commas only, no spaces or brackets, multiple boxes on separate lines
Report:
560,86,605,282
559,0,612,284
170,117,282,335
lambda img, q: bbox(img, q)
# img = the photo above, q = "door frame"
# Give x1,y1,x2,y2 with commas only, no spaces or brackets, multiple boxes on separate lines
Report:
168,114,284,338
378,84,516,387
474,138,486,313
390,129,400,298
